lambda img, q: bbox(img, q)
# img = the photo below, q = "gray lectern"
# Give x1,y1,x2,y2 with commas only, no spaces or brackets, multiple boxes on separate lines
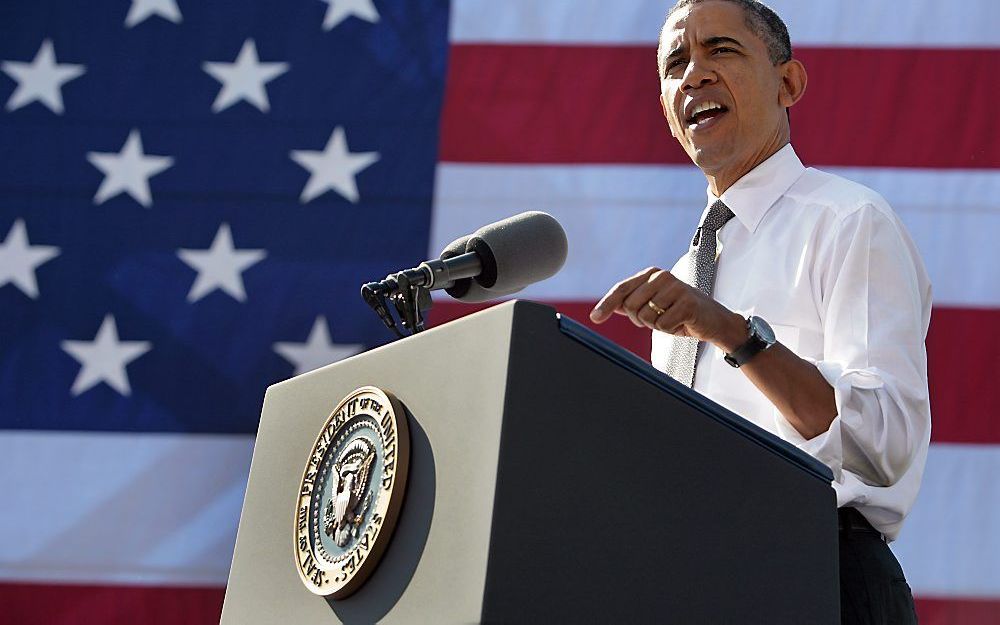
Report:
221,300,838,624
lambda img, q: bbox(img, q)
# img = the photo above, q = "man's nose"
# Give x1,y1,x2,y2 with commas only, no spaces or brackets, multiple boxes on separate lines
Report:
682,58,716,91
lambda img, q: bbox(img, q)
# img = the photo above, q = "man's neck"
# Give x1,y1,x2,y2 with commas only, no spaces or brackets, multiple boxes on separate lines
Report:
704,137,790,197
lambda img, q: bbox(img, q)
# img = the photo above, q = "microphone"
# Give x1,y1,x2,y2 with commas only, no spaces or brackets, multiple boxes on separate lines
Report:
366,211,568,300
361,212,568,334
443,211,568,301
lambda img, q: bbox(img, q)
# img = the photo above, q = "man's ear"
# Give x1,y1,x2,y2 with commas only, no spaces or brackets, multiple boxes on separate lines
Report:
778,59,807,108
660,93,677,137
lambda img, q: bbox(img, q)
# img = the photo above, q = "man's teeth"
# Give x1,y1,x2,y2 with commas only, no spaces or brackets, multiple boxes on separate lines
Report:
690,101,724,120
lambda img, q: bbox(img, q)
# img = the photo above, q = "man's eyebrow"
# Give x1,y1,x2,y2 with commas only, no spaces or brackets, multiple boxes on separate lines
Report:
703,36,744,48
665,35,744,62
664,44,686,61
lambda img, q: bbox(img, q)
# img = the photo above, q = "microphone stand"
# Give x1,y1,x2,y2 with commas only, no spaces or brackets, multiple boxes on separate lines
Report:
361,252,480,338
361,275,433,338
392,273,434,334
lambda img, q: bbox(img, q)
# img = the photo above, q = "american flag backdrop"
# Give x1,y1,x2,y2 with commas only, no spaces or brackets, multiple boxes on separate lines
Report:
0,0,997,623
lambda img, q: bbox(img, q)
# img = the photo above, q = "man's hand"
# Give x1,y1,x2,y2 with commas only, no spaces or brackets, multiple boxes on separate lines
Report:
589,267,748,353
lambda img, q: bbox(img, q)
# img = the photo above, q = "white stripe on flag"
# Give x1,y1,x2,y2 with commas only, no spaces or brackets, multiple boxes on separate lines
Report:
893,444,1000,598
432,163,1000,306
0,431,253,586
450,0,1000,48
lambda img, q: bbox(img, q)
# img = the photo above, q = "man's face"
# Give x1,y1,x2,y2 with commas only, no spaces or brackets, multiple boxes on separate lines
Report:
659,1,788,176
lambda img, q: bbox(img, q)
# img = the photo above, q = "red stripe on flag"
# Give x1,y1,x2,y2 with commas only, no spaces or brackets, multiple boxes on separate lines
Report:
0,582,224,625
926,307,1000,444
430,303,1000,444
4,581,995,624
914,596,1000,625
440,44,999,169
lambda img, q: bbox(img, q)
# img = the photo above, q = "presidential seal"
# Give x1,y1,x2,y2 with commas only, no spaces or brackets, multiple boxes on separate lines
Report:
294,386,410,597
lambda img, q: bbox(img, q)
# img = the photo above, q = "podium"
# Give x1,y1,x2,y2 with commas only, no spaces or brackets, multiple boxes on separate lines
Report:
221,301,838,624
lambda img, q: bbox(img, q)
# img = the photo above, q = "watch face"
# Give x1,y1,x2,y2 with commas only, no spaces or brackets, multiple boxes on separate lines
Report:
749,316,776,345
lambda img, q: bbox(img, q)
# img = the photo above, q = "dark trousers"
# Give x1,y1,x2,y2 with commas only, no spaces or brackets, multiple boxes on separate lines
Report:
839,509,918,624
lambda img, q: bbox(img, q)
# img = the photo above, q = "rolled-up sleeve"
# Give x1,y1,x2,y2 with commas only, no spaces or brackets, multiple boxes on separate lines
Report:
797,201,932,538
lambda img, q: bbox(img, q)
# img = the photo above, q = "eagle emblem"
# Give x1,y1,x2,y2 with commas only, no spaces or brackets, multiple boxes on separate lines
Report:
294,386,409,597
323,437,376,547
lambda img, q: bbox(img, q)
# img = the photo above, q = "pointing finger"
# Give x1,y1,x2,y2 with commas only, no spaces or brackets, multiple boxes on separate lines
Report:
589,267,658,323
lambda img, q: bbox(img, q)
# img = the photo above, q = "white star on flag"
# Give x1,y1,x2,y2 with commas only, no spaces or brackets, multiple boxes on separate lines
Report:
290,126,379,204
1,39,85,114
125,0,183,28
61,315,152,396
202,39,289,113
0,219,60,299
320,0,380,31
274,316,363,375
177,223,267,303
87,129,175,208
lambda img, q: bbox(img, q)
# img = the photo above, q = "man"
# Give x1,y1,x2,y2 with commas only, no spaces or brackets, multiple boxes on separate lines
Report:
589,1,931,623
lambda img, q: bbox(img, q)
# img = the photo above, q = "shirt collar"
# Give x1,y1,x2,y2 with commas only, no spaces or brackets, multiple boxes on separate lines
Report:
706,143,806,234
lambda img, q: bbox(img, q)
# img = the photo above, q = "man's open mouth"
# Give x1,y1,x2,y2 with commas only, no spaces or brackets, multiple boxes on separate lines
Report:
685,101,729,129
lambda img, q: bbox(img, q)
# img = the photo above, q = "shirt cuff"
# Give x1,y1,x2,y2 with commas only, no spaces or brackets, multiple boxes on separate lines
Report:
791,360,886,476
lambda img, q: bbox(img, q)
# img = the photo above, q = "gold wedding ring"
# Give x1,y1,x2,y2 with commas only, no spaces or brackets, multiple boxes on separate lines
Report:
647,300,666,316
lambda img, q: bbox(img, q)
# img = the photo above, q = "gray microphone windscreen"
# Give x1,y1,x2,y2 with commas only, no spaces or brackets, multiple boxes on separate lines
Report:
467,211,568,293
439,234,474,299
440,234,524,302
437,212,568,303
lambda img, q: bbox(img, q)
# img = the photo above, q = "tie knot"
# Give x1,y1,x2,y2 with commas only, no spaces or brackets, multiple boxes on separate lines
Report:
701,199,736,233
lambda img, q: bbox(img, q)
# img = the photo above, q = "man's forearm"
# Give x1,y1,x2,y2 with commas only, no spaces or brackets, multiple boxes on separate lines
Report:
590,273,839,439
714,312,837,440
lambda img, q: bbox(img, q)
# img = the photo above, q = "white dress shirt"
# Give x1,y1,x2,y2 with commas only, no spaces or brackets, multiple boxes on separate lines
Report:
652,144,932,541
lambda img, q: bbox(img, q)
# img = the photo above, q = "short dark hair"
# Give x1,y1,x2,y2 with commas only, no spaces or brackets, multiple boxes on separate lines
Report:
658,0,792,78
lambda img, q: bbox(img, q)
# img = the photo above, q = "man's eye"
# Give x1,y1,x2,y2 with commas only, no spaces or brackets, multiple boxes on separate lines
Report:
666,59,685,72
712,47,735,54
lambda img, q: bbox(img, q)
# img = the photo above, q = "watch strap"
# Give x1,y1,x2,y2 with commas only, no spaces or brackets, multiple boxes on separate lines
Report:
724,317,773,368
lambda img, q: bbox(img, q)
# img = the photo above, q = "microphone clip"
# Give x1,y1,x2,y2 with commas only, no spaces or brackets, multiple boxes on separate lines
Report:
361,272,434,338
361,252,481,338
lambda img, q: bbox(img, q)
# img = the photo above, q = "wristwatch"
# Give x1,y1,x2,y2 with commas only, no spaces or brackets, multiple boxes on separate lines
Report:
724,316,776,368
